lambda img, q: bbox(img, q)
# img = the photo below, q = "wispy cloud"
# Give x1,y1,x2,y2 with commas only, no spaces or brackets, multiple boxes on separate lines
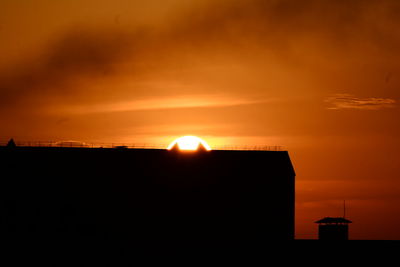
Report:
53,95,270,114
325,94,396,110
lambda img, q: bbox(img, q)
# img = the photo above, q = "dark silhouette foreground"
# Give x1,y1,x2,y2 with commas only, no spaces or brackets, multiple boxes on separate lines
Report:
1,146,294,244
1,145,399,261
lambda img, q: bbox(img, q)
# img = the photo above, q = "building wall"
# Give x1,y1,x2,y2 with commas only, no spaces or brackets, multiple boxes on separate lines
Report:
319,225,349,240
0,147,295,242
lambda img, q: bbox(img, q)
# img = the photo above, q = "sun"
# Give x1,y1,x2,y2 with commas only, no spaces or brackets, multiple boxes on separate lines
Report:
167,136,212,151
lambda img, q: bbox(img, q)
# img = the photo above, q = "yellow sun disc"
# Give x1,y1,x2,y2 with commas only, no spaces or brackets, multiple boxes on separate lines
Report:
167,136,211,151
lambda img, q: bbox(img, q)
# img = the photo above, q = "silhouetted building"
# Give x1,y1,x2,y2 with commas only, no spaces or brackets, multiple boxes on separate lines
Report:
0,146,295,244
315,217,352,240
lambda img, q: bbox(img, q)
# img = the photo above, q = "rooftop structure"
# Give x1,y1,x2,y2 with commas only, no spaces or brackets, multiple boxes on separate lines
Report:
0,140,283,151
315,217,352,240
315,217,352,224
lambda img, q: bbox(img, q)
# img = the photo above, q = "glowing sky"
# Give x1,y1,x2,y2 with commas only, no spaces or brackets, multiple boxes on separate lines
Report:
1,0,400,239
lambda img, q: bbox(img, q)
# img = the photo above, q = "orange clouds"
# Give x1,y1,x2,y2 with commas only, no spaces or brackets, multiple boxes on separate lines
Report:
1,0,400,239
325,94,396,110
52,95,270,114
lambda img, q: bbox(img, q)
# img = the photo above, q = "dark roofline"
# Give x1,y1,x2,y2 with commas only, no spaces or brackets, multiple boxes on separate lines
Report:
315,217,352,224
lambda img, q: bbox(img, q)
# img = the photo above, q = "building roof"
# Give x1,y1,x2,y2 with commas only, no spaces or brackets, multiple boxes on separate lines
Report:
315,217,352,224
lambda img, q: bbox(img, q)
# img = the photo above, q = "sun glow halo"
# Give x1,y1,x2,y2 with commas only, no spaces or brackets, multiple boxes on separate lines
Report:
167,136,211,151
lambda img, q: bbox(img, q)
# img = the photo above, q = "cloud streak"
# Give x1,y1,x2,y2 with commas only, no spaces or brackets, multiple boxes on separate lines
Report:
325,94,396,110
52,95,270,114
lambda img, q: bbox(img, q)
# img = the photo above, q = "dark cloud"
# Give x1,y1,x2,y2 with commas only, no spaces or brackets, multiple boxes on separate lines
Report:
1,0,400,113
0,29,143,107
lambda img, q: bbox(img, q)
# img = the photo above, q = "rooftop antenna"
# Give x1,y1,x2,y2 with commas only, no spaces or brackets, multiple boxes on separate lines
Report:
343,200,346,219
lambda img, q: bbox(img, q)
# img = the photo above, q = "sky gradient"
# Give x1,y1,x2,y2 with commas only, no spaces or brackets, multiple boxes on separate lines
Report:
1,0,400,239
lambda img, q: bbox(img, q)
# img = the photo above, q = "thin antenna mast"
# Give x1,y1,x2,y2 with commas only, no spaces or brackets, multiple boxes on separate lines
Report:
343,200,346,218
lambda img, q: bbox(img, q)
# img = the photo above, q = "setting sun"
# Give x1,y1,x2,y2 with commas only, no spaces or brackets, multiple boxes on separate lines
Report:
167,136,212,151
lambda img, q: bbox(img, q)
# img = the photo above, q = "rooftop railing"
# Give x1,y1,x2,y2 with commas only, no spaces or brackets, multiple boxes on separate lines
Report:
0,140,283,151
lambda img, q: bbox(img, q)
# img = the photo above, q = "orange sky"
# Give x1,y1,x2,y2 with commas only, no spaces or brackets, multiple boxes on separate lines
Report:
1,0,400,239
